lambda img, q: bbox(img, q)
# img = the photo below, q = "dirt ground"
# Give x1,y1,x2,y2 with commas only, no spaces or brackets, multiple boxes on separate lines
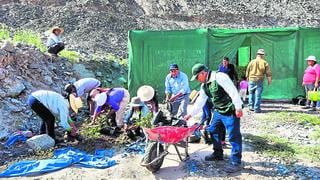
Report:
1,103,320,179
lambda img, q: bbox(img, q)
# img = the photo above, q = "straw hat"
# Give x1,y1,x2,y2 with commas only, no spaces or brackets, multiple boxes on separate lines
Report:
69,94,83,113
50,26,64,33
137,85,155,102
94,92,107,106
129,97,144,107
306,55,317,62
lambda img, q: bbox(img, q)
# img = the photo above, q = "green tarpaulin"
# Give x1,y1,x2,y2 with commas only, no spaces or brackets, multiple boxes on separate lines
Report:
128,27,320,100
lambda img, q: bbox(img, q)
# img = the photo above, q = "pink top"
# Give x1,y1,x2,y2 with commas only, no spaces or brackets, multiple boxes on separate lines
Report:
303,64,320,84
239,80,248,90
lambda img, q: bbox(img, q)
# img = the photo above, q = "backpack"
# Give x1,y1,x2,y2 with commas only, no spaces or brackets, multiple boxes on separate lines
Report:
291,95,306,106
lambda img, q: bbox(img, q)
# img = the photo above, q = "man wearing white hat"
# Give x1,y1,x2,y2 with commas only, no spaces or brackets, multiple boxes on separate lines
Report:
246,48,272,113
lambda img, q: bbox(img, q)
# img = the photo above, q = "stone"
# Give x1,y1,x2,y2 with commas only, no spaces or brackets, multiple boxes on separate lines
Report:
0,68,7,80
0,128,9,139
111,61,120,69
0,89,6,98
43,75,53,85
1,41,15,53
6,80,26,97
8,104,23,112
96,71,103,77
26,134,55,151
28,63,41,69
72,64,95,79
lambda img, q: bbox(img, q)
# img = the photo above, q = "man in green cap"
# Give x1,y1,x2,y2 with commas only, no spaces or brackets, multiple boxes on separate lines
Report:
185,63,243,173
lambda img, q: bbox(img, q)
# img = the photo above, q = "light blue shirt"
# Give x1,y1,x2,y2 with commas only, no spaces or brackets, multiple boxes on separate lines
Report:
165,71,191,97
74,78,101,97
124,103,150,124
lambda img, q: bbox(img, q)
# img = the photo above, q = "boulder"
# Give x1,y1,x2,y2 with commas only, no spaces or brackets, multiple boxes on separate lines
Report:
72,64,95,79
0,68,7,80
6,80,26,97
1,41,15,53
26,134,55,150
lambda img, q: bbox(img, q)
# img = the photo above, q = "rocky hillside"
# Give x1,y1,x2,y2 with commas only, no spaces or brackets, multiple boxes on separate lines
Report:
0,40,127,139
1,0,320,57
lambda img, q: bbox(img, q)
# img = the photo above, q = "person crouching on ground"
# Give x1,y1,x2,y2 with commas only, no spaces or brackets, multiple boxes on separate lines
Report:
90,87,130,127
27,90,78,144
124,97,150,140
137,85,159,115
46,26,65,57
64,78,101,115
184,63,243,173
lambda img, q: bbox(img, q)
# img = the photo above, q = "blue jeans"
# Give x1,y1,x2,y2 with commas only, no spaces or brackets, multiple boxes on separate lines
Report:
248,80,264,111
170,94,190,119
206,111,242,165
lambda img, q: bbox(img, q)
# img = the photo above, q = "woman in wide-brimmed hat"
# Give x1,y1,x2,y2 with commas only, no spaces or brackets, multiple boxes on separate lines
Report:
123,97,149,140
46,26,65,57
137,85,159,114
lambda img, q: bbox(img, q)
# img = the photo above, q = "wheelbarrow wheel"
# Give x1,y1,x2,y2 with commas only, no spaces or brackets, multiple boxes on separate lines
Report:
143,142,164,172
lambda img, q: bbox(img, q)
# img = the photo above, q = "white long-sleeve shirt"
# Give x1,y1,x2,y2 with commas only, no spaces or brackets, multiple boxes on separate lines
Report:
31,90,71,131
74,78,101,97
189,71,243,117
46,33,63,47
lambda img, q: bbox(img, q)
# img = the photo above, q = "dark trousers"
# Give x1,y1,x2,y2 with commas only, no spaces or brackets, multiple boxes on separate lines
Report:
28,96,56,139
218,122,226,142
48,43,65,55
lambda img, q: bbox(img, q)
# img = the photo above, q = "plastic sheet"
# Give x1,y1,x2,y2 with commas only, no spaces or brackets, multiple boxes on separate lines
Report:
4,130,32,147
5,134,27,147
0,147,116,177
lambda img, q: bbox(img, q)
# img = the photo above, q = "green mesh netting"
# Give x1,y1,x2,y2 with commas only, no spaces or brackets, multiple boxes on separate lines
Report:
128,27,320,100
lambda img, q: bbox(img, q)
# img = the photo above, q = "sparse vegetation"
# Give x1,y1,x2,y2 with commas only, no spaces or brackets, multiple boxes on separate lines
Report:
256,112,320,126
82,125,102,138
0,25,10,40
135,112,153,128
60,49,81,62
245,134,320,161
12,30,47,52
310,127,320,141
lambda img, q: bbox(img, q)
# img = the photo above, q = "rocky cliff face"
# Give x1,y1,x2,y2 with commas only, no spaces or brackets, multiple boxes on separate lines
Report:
1,0,320,57
0,41,74,138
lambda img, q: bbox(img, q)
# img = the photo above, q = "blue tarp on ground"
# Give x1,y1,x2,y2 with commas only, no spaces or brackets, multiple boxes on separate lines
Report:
0,147,116,177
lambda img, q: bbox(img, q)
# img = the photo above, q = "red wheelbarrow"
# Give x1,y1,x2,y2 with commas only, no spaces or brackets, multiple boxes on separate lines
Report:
140,124,200,172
